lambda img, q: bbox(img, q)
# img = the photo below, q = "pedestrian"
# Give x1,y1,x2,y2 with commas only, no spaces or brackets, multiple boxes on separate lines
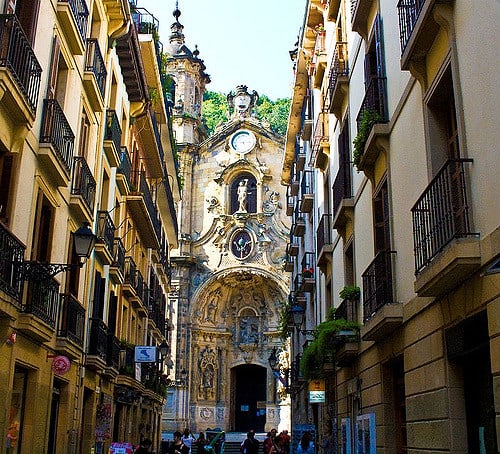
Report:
169,431,190,454
279,431,290,454
195,431,207,454
296,432,314,454
182,428,195,454
135,438,153,453
263,432,273,454
241,430,260,454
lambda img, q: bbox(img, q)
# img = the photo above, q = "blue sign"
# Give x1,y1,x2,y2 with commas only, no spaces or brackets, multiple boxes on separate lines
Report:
134,346,157,362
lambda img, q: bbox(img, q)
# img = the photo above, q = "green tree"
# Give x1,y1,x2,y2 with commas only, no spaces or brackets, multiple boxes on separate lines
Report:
202,91,290,137
202,91,228,135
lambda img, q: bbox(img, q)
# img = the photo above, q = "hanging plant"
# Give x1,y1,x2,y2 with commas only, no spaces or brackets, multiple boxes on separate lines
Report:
339,285,361,301
352,109,383,170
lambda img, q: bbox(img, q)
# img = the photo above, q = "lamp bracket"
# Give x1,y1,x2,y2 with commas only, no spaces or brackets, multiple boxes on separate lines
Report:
22,261,83,280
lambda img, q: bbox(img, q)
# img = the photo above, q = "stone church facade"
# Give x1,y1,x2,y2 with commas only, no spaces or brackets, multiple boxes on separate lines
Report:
162,9,290,434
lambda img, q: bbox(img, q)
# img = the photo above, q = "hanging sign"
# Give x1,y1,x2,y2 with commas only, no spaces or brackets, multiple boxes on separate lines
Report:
135,346,157,362
309,379,325,403
52,355,71,375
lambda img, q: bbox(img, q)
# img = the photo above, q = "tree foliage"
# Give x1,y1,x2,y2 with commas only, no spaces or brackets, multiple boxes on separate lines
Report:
202,91,290,137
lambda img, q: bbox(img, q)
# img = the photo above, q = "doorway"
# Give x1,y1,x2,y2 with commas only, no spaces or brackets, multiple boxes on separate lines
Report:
232,365,267,432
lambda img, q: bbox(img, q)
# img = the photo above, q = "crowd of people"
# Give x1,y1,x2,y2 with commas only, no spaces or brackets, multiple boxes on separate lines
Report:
241,429,292,454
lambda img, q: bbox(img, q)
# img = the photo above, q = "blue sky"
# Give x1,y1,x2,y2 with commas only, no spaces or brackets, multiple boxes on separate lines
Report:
138,0,306,100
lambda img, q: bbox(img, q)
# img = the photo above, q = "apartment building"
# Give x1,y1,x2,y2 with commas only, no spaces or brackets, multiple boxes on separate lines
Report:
0,0,179,452
282,0,499,452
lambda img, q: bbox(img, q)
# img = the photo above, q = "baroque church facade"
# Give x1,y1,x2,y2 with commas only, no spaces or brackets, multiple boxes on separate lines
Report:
162,9,291,433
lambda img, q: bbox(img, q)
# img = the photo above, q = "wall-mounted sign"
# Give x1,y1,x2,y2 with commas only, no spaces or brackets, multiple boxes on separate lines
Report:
309,379,325,403
134,346,157,363
52,355,71,375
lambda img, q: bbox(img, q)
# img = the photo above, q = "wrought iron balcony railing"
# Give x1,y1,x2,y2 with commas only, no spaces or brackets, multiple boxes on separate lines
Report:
112,237,126,274
107,333,120,369
24,275,60,328
356,77,388,131
59,0,89,41
104,110,122,152
138,172,161,242
58,293,85,346
335,295,359,323
362,250,396,322
124,256,138,289
332,161,353,216
40,98,75,173
88,317,108,358
85,38,106,98
316,214,333,254
0,14,42,113
118,146,132,184
397,0,426,54
96,210,115,255
71,156,96,212
411,159,475,274
0,222,25,302
327,41,349,98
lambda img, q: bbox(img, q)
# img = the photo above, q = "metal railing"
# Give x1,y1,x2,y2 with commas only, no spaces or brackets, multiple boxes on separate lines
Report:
356,77,388,131
332,161,353,217
327,41,349,108
59,0,89,41
335,295,359,323
0,222,25,301
397,0,426,53
88,317,108,358
301,170,314,195
112,237,125,274
96,210,115,254
362,250,396,322
411,159,475,274
118,146,132,185
58,293,85,346
138,172,161,242
24,275,60,328
0,15,42,113
85,38,106,98
124,256,138,289
316,214,333,254
104,110,122,152
107,334,120,369
71,156,96,211
40,98,75,172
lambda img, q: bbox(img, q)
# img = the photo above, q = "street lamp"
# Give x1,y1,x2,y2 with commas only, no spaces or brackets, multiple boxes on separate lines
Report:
290,303,305,327
22,222,96,279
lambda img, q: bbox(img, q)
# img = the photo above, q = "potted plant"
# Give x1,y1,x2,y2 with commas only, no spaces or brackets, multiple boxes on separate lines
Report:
302,267,314,278
353,109,383,170
339,285,361,301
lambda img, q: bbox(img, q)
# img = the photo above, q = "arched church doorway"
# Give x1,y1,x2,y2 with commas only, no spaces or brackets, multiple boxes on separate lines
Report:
232,364,267,432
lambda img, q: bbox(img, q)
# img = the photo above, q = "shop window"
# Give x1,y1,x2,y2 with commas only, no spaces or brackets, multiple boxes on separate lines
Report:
8,365,28,453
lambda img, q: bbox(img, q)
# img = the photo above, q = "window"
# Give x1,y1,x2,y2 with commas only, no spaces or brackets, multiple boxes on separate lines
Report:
373,180,390,254
8,365,28,454
31,191,54,262
5,0,40,45
0,146,14,223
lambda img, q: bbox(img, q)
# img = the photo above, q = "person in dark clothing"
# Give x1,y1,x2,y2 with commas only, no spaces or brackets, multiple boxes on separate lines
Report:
169,431,190,454
241,430,260,454
195,432,207,454
135,438,153,453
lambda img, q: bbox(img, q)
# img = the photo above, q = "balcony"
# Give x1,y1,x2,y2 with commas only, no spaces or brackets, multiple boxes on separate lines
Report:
299,170,314,214
295,140,306,172
57,0,89,55
290,162,300,196
300,252,316,293
355,77,389,178
327,42,349,119
18,276,60,342
351,0,377,40
123,256,139,299
288,242,299,257
70,156,96,221
109,237,125,283
327,0,342,20
311,113,329,170
0,15,42,127
56,293,85,358
83,38,106,111
39,99,75,186
86,317,108,371
0,222,24,306
127,171,161,249
292,217,306,238
135,107,165,178
361,250,402,341
412,159,479,296
397,0,452,80
332,161,354,234
286,192,295,217
106,333,120,377
116,146,132,194
94,211,115,265
300,93,313,141
317,214,334,270
103,110,122,167
334,296,360,365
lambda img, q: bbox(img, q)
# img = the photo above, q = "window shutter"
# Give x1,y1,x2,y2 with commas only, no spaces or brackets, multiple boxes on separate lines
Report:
47,36,61,100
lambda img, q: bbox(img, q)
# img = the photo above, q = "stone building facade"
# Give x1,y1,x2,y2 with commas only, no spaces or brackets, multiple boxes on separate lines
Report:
162,10,291,434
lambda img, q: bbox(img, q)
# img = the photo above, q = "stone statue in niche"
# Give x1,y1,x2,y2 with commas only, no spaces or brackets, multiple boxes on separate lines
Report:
239,316,259,344
199,346,217,400
204,288,221,324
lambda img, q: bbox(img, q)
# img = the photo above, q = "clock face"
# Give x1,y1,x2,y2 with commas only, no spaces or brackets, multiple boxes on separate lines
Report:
230,130,256,154
230,229,253,259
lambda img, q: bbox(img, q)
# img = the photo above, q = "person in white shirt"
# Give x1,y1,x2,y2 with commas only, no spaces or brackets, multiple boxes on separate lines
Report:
182,428,195,454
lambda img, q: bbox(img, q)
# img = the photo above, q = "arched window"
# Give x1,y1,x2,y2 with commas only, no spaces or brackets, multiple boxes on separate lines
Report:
230,173,257,214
